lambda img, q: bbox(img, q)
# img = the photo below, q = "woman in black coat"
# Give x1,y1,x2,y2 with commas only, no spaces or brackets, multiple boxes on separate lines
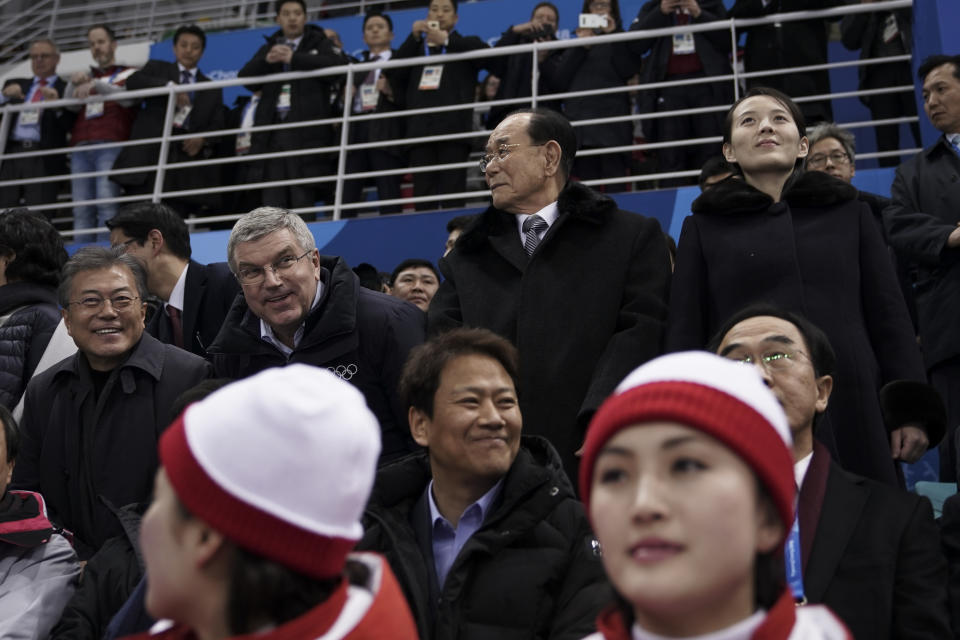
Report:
667,87,942,487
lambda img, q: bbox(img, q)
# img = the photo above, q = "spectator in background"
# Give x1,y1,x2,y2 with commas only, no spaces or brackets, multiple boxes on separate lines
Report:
443,213,475,256
545,0,641,192
485,2,564,130
628,0,732,187
389,258,439,312
0,39,75,213
342,12,404,216
390,0,489,211
111,25,225,218
841,3,920,167
883,55,960,484
238,0,348,213
206,207,425,462
119,366,419,640
12,247,212,559
353,262,389,293
323,27,344,50
0,209,67,411
106,202,240,358
730,0,844,124
429,109,670,480
222,90,264,217
697,155,736,190
359,328,610,639
64,25,137,243
0,405,81,640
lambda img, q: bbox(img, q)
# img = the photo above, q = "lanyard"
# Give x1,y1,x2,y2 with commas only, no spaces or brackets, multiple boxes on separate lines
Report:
423,38,446,57
784,516,806,604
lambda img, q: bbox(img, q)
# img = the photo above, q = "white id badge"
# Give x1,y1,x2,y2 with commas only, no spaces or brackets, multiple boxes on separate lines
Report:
235,132,252,155
173,104,192,128
360,83,379,110
277,83,292,111
672,32,695,55
882,14,899,44
85,101,104,118
18,109,40,125
419,65,443,90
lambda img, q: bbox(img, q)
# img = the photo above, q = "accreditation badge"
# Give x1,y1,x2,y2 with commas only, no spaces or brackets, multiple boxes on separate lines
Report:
360,83,379,110
418,65,443,90
672,32,695,55
85,101,104,118
18,109,40,125
173,104,192,128
882,13,899,44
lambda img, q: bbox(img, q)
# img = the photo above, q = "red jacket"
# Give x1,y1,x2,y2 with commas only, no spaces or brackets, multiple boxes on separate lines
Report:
120,553,417,640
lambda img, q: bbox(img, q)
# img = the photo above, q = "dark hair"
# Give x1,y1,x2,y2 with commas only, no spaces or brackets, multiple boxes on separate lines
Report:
169,379,233,423
706,302,837,379
87,24,116,41
698,156,737,191
918,55,960,83
173,24,206,50
437,0,459,13
580,0,621,29
107,202,192,260
58,247,149,308
0,405,18,463
507,107,577,182
391,258,439,286
0,208,67,288
352,262,386,292
446,214,476,234
363,10,393,32
400,328,520,418
531,2,559,21
276,0,306,14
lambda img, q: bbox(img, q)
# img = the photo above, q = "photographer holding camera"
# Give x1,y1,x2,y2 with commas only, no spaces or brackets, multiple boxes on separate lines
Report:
485,2,564,130
542,0,640,192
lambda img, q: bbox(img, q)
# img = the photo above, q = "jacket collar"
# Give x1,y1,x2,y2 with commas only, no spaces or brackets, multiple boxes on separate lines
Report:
51,331,167,385
456,182,616,254
691,171,858,215
924,134,958,159
0,282,58,314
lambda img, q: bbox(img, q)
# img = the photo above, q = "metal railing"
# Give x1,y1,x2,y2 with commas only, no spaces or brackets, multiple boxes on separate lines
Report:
0,0,918,237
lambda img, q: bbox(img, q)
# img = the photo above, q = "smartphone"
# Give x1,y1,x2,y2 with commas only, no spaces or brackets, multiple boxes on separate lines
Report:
578,13,608,29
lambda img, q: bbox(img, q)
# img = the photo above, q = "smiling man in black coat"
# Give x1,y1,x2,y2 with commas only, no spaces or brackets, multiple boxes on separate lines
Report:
428,108,671,482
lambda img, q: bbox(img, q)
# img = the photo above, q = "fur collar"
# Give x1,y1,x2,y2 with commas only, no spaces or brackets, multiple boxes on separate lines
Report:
691,171,858,215
457,182,616,253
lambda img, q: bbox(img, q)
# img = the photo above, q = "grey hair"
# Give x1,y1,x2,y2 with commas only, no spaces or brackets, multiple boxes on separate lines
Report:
805,122,856,162
58,246,148,307
30,38,59,54
227,207,316,273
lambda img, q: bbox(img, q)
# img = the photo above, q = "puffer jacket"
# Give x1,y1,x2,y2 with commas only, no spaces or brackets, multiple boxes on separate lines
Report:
0,282,60,410
358,435,611,640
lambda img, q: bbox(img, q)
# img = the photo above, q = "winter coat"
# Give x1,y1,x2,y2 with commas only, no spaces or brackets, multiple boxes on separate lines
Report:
358,436,611,640
0,282,60,410
207,255,425,461
12,333,212,557
668,171,940,486
428,182,670,478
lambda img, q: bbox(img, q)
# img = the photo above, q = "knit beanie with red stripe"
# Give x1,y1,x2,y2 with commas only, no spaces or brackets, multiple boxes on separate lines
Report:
159,364,382,580
579,351,795,537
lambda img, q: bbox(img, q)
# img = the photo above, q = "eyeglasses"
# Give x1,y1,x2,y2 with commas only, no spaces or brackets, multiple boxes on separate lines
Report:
807,151,850,168
111,238,138,252
67,294,141,312
235,250,313,285
30,53,56,61
725,349,807,373
479,143,546,173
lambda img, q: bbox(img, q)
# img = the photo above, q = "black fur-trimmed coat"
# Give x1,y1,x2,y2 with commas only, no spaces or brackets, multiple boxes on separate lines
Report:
428,182,671,480
668,171,939,486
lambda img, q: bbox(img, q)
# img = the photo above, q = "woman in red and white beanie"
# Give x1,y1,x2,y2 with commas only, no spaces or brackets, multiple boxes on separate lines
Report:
123,364,418,640
579,352,850,640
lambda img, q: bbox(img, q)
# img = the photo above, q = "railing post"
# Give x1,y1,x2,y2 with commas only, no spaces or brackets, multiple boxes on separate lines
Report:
146,0,158,41
0,108,12,177
151,84,179,203
48,0,59,38
332,66,356,221
730,19,740,101
530,42,539,108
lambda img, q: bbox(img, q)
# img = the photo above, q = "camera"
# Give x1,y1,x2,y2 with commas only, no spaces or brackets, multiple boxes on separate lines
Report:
427,20,439,30
578,13,608,29
528,22,556,40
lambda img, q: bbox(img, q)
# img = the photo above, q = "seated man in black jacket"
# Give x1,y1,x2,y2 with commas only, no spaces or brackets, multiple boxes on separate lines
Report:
711,304,950,639
207,206,425,462
358,327,609,640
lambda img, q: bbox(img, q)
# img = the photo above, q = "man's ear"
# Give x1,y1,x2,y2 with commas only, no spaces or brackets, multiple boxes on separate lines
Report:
147,229,164,256
543,140,562,178
409,407,430,448
815,374,833,415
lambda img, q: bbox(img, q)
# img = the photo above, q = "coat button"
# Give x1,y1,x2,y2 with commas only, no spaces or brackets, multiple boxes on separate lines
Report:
549,486,559,496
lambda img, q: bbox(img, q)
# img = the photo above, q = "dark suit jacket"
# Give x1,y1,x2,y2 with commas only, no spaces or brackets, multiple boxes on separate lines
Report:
145,261,240,358
841,7,912,106
2,76,74,175
349,49,403,158
112,60,225,203
883,136,960,372
800,442,950,639
428,182,670,478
